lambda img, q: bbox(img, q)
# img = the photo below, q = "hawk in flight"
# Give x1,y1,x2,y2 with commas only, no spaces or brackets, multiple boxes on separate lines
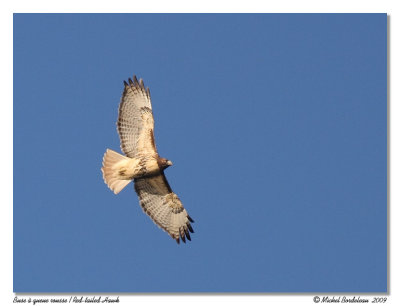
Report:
101,75,194,244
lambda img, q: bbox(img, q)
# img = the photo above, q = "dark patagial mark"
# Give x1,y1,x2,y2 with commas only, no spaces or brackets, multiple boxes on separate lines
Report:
149,129,156,151
159,171,172,193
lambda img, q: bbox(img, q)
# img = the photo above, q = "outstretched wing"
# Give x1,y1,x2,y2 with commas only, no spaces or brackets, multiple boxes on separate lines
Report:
117,76,158,158
134,173,194,244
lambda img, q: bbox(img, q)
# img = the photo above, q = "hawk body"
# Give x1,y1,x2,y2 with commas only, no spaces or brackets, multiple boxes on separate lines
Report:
101,75,194,244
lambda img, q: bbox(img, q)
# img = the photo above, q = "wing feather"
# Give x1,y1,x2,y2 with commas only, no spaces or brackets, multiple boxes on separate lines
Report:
134,173,194,244
117,76,157,158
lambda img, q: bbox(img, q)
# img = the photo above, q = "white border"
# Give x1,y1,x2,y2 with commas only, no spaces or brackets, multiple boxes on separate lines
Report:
2,1,398,305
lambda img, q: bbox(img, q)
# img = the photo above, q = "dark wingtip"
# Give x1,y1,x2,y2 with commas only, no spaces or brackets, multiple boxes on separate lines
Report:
184,228,191,241
175,238,180,244
133,75,139,84
123,80,129,87
187,215,194,223
187,222,194,233
180,231,186,243
128,78,134,86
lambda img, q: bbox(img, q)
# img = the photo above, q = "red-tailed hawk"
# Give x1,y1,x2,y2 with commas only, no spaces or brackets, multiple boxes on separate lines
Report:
101,75,194,244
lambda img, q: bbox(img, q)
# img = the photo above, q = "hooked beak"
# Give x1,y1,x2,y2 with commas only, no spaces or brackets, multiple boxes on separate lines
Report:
166,160,173,166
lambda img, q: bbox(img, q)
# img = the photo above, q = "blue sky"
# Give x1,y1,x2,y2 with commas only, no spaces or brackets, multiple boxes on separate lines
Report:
13,14,387,292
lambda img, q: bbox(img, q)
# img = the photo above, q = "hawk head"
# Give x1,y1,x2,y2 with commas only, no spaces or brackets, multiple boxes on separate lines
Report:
158,157,173,169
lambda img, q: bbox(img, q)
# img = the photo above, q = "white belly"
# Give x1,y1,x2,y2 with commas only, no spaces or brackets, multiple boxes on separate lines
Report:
113,157,159,179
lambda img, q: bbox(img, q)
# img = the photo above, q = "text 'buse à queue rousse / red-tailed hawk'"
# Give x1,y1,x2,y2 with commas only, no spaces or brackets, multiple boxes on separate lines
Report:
101,75,194,244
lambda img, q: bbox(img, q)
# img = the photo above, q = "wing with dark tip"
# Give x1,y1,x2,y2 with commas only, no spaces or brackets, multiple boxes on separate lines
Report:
117,75,158,158
134,172,194,244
